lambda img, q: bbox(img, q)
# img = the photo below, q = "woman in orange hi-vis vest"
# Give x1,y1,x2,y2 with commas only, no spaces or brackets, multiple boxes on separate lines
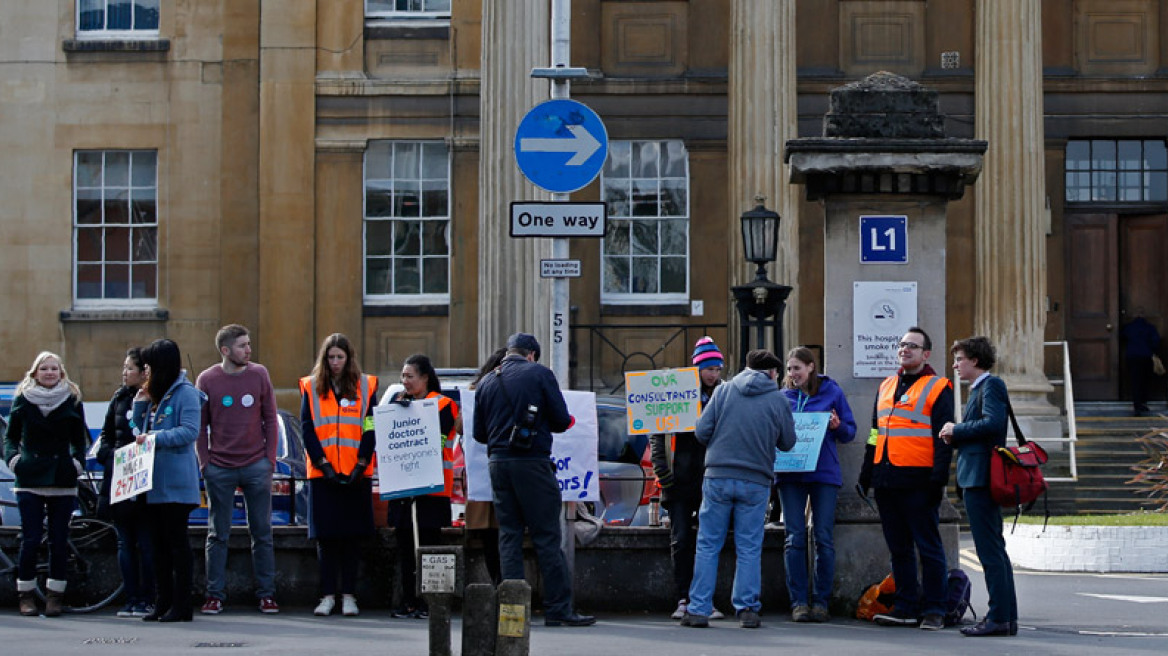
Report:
299,333,379,618
387,353,458,620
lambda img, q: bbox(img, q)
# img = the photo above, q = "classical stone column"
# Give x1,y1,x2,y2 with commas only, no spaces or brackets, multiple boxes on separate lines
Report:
974,1,1058,428
478,0,552,361
728,0,800,357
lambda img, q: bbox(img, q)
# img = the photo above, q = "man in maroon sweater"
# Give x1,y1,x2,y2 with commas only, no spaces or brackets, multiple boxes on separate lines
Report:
195,324,280,614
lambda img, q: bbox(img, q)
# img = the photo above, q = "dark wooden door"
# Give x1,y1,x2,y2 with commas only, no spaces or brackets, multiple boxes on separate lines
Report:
1119,215,1168,398
1066,214,1119,399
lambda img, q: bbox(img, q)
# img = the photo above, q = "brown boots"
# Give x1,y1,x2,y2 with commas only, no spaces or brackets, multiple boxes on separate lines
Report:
44,590,64,617
18,591,39,617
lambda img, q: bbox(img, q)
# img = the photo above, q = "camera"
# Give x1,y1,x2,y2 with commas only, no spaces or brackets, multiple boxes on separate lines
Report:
508,404,540,450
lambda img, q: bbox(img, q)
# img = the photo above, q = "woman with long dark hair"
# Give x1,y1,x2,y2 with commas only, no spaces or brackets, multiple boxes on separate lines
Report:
3,351,89,617
132,339,202,622
97,347,156,617
387,353,458,619
299,333,379,617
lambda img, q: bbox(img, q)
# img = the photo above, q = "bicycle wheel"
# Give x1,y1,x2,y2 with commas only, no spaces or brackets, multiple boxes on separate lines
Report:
35,517,124,613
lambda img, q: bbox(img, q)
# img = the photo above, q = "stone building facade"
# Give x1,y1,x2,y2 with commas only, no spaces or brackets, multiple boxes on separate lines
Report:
0,0,1164,410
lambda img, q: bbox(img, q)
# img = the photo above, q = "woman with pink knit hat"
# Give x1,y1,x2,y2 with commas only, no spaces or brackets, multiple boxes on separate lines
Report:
650,336,727,620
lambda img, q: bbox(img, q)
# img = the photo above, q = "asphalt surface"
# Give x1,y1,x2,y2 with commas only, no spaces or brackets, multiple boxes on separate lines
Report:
2,535,1165,655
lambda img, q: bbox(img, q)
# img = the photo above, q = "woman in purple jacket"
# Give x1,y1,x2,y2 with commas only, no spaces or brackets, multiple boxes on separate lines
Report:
776,347,857,623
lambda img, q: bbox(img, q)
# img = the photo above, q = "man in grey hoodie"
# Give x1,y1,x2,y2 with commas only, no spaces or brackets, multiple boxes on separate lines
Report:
681,350,796,630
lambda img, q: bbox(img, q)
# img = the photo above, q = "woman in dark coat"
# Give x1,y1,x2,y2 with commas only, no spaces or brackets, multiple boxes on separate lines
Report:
96,347,156,617
299,333,379,617
3,351,89,617
940,336,1018,637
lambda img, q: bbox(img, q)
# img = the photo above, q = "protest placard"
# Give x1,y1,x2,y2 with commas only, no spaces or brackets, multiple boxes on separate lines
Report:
110,434,155,504
624,367,701,435
374,397,445,500
460,389,599,503
774,412,832,473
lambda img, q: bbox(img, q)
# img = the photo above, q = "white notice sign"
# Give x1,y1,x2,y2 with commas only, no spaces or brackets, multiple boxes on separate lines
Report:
540,259,582,278
111,434,155,504
510,202,607,238
419,553,458,594
374,398,445,500
853,281,918,378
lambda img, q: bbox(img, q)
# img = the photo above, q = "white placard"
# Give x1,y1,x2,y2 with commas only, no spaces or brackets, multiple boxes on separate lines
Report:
374,398,445,500
110,434,155,504
853,281,918,378
461,389,599,503
624,367,701,435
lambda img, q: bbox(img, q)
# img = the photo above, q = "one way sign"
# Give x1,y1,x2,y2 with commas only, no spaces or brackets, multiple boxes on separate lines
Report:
514,99,608,193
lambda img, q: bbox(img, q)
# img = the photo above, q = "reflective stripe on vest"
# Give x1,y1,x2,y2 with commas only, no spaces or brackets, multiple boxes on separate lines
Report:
874,375,947,468
301,374,378,479
425,392,459,498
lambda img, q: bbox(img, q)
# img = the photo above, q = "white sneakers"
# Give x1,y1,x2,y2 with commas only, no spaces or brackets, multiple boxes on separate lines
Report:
314,596,335,616
671,599,725,621
341,594,359,617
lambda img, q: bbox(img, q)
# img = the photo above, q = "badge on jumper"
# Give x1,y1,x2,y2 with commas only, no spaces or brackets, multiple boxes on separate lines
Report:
900,394,909,404
242,394,255,408
340,398,352,408
222,395,234,407
164,406,172,415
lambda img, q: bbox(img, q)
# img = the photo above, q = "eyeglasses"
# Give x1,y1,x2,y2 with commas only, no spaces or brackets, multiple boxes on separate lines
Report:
897,342,925,350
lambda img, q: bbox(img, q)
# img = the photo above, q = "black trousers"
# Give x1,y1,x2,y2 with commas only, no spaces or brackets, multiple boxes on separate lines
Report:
147,503,195,614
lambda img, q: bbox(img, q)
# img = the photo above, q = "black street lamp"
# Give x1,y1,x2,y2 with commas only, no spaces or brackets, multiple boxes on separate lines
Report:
732,198,793,370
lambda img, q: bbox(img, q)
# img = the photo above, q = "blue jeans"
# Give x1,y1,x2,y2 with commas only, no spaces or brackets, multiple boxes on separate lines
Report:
204,459,275,599
687,478,769,616
874,487,947,617
17,493,75,581
777,482,839,608
114,508,156,604
489,457,573,619
963,486,1017,622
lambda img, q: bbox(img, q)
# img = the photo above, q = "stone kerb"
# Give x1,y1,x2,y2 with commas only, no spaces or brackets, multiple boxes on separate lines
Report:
1006,524,1168,573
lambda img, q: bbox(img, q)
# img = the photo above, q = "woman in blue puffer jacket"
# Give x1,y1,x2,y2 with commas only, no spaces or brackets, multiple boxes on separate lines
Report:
776,346,857,623
131,339,203,622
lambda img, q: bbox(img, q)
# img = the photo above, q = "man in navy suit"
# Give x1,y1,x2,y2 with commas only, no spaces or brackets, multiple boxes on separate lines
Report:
940,336,1018,637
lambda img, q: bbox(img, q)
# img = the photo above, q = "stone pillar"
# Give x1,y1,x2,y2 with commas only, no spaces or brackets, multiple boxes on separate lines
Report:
313,140,366,348
478,1,552,361
316,0,364,78
974,0,1059,432
728,0,801,356
258,0,317,399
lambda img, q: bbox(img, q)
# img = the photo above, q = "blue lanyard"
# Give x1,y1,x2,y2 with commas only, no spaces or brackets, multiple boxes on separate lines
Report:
795,391,810,413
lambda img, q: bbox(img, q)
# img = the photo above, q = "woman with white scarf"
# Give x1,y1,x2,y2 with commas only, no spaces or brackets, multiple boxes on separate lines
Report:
3,351,89,617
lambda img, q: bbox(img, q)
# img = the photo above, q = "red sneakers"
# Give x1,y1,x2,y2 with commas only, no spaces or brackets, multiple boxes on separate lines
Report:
259,597,280,614
201,597,223,615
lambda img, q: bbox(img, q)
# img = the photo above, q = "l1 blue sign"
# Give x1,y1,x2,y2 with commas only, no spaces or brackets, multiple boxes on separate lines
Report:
514,99,608,193
860,215,908,264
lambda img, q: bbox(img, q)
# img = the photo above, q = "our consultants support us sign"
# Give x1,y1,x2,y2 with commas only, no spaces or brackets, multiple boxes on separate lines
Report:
374,398,444,500
853,281,918,378
624,367,701,435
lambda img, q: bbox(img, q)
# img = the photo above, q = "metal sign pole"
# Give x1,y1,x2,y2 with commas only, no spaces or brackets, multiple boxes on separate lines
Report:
548,0,571,388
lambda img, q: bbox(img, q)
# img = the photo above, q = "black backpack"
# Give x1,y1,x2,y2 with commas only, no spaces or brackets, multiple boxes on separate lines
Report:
944,568,977,626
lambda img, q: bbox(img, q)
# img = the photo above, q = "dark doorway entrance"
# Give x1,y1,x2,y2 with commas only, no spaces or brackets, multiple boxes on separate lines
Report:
1066,213,1168,400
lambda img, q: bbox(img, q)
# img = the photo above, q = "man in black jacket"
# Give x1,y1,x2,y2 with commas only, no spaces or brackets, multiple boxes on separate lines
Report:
472,332,594,627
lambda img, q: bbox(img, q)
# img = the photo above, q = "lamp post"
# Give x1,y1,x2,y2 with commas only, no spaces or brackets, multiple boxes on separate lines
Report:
732,198,793,370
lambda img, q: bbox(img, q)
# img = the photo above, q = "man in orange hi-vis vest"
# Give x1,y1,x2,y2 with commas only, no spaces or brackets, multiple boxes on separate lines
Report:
858,326,954,632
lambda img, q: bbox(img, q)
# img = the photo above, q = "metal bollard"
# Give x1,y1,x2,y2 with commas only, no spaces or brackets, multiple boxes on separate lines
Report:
462,583,498,656
427,594,453,656
495,579,531,656
417,546,464,656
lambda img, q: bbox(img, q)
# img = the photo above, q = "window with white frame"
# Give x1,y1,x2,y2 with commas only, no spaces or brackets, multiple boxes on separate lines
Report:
77,0,160,36
1065,139,1168,203
601,140,690,302
74,150,158,305
364,141,451,303
366,0,451,19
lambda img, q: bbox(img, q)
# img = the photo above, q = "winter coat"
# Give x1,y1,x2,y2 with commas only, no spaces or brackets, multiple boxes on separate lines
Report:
777,375,857,486
131,373,204,505
3,394,89,491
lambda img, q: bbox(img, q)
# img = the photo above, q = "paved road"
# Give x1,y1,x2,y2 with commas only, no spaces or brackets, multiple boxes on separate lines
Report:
2,535,1164,655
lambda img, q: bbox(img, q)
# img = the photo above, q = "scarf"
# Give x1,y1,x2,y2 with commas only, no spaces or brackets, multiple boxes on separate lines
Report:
22,383,73,416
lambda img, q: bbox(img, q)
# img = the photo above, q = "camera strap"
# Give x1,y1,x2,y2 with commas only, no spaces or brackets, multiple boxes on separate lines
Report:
492,364,526,427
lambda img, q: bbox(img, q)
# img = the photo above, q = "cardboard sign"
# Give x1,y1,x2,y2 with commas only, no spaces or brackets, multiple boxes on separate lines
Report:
461,389,599,502
110,434,155,504
774,412,832,473
374,398,445,500
624,367,701,435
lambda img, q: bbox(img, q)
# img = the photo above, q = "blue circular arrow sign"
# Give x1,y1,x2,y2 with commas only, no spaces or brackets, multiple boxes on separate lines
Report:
514,99,608,193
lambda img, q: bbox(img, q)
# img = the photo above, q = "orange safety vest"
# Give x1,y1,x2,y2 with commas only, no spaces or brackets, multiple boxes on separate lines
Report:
300,374,379,479
421,391,459,498
874,374,950,468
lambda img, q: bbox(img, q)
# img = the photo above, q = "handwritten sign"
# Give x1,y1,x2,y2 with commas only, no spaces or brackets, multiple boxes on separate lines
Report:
111,434,155,504
461,389,599,503
374,398,445,500
624,367,701,435
774,412,832,473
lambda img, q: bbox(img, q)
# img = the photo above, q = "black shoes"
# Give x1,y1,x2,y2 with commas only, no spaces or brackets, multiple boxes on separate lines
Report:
680,612,709,628
873,608,920,626
960,618,1017,637
544,612,596,627
158,608,193,622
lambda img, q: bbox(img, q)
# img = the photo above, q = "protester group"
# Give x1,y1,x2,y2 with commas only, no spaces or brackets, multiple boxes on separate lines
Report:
3,322,1018,637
